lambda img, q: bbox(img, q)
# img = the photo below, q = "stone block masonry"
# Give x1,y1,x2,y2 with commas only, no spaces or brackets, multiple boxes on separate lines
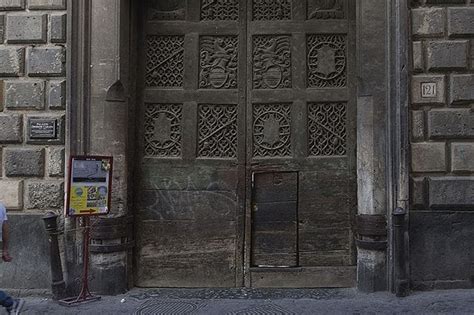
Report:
410,0,474,290
0,0,66,214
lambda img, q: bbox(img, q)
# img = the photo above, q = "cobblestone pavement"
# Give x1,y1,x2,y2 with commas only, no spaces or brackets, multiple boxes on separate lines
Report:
1,288,473,314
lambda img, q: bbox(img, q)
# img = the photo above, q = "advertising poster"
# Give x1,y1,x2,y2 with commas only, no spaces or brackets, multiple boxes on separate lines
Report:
66,156,113,216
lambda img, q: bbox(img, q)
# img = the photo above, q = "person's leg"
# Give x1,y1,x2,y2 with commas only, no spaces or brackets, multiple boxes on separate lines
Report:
0,290,13,308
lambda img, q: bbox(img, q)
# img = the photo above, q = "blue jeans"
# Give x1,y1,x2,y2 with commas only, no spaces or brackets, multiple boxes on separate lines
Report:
0,290,13,308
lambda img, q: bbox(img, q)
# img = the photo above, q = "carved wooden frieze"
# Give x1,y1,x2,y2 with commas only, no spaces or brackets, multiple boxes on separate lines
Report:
146,36,184,88
253,35,292,89
253,0,292,21
198,104,238,158
253,103,291,157
201,0,239,21
200,36,238,89
144,104,182,157
308,102,347,156
307,34,346,88
307,0,344,20
148,0,186,20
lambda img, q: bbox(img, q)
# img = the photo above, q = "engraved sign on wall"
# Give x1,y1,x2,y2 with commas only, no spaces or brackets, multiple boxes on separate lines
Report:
146,36,184,87
200,36,238,89
253,35,292,89
201,0,239,21
308,102,347,156
253,103,292,158
308,0,344,19
198,104,238,158
148,0,186,20
253,0,292,21
307,34,346,88
144,104,182,157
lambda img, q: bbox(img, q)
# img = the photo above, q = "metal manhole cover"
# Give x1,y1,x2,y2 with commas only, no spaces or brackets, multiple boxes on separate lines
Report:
228,304,295,315
136,300,200,315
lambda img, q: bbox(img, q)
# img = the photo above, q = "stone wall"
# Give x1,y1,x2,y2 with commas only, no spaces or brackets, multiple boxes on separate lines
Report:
410,0,474,290
0,0,66,290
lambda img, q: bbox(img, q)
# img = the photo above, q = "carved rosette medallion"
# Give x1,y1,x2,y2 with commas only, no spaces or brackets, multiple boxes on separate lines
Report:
146,36,184,87
201,0,239,21
253,36,291,89
253,0,292,20
200,36,238,89
198,104,238,158
253,104,291,157
144,104,182,157
307,0,344,19
307,34,346,88
148,0,186,20
308,102,347,156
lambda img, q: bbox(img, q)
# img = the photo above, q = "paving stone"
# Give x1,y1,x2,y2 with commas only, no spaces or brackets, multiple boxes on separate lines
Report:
450,74,474,104
4,148,44,177
425,0,465,3
451,143,474,172
0,14,5,42
412,8,445,37
448,7,474,36
428,177,474,209
50,13,66,43
0,0,25,10
25,181,63,209
0,114,22,143
4,80,44,109
6,14,47,44
28,0,65,10
27,47,65,77
426,40,468,70
411,110,425,141
48,80,65,109
411,142,446,172
411,75,446,105
0,47,24,76
0,180,23,209
428,109,474,139
412,41,423,71
47,147,64,177
410,177,426,209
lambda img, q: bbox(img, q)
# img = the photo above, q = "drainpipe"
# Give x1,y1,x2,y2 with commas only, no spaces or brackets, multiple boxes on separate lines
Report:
393,207,409,297
42,212,66,300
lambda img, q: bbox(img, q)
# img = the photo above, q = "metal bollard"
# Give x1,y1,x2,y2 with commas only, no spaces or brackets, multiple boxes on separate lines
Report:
393,207,409,297
42,212,66,300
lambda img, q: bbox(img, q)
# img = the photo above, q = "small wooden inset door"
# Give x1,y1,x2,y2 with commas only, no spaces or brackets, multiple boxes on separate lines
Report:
135,0,356,288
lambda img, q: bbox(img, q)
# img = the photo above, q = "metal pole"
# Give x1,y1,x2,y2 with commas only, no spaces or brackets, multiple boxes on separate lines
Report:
42,212,66,300
393,207,409,297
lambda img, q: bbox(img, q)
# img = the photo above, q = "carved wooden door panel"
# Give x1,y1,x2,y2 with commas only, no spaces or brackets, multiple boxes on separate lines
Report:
136,0,356,288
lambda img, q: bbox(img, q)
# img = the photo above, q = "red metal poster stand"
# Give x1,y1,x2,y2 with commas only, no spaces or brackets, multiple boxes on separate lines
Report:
59,217,101,306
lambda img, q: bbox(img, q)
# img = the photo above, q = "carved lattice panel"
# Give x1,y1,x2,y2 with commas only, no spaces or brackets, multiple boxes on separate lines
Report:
146,36,184,87
253,104,291,158
198,104,238,158
307,34,346,88
253,36,292,89
144,104,182,157
148,0,186,20
253,0,292,20
200,36,239,89
307,0,345,19
201,0,239,21
308,102,347,156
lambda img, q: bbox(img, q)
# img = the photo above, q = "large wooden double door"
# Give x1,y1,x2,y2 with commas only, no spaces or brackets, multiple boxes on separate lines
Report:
135,0,356,287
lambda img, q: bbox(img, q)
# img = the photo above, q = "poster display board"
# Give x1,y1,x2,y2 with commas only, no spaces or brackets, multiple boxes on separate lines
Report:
66,156,113,216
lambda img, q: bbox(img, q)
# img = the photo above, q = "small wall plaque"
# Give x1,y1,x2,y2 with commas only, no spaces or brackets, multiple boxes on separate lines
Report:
29,119,57,139
421,82,437,98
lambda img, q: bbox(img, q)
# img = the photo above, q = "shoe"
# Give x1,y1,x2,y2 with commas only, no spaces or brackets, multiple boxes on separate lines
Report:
6,298,25,315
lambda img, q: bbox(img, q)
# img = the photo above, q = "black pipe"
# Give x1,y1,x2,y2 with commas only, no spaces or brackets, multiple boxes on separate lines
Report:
42,212,66,300
393,207,409,297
